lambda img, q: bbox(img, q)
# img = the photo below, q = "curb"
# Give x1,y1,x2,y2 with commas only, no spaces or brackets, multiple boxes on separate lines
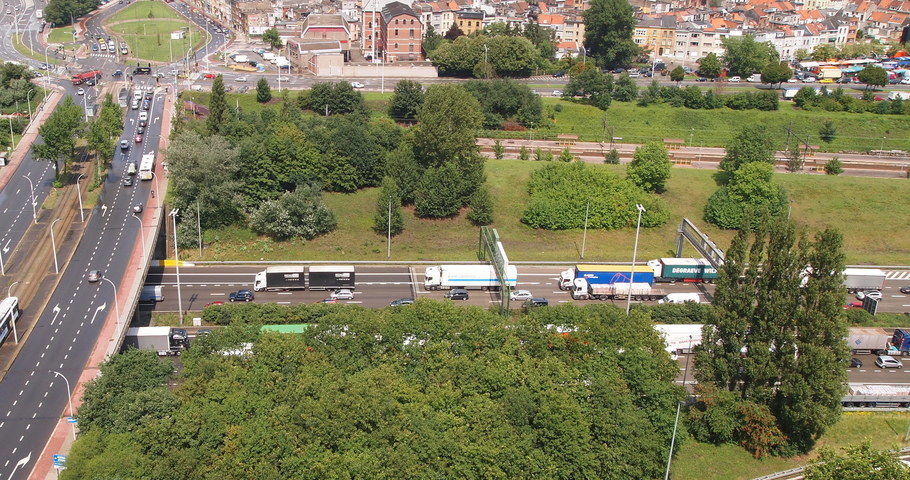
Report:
0,87,65,192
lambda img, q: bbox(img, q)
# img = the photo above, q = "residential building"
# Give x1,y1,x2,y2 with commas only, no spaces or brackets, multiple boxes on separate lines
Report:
634,14,678,57
301,13,352,51
455,9,485,34
382,1,423,61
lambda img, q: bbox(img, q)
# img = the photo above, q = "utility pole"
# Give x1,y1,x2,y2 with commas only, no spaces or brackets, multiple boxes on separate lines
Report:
580,199,590,259
386,201,392,258
197,201,202,257
626,204,645,315
170,209,184,325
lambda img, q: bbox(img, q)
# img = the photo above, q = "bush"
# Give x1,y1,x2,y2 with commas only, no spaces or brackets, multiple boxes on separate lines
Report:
521,162,670,230
534,148,553,162
249,184,337,240
604,149,620,164
467,184,494,225
463,79,543,128
704,162,788,230
414,162,463,218
824,156,843,175
627,142,672,193
518,145,530,161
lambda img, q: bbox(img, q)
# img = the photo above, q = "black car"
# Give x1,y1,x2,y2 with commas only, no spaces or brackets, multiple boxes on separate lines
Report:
122,177,133,187
522,298,550,309
390,298,414,307
137,125,145,134
695,77,709,82
552,70,565,78
445,288,469,300
849,358,863,368
229,289,254,302
900,286,910,294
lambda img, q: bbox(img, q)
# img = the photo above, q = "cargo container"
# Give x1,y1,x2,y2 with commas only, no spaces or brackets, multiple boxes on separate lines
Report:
124,326,187,355
658,292,701,304
647,258,718,283
846,327,893,354
308,266,356,290
570,280,665,301
253,266,307,291
559,264,654,289
843,268,885,292
139,285,163,302
424,265,518,290
654,324,703,354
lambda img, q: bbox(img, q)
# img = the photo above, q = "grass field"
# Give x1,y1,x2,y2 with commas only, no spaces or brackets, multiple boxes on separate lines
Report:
185,159,910,265
108,0,181,22
46,26,76,45
105,0,205,63
12,34,60,64
673,411,910,480
182,90,910,152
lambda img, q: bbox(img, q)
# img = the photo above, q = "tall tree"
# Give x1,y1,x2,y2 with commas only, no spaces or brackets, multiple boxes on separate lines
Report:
805,443,910,480
33,96,83,177
444,23,465,40
696,218,848,454
670,65,685,84
721,35,778,77
627,142,672,193
412,84,481,169
467,184,494,225
166,131,243,229
261,27,283,50
423,24,443,54
698,52,722,79
388,80,424,121
719,124,777,176
207,75,228,134
584,0,639,68
857,65,888,90
256,78,272,103
760,61,791,87
373,176,404,236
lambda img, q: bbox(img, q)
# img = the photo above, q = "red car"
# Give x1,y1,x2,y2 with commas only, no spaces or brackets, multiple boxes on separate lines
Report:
203,73,216,79
134,134,143,143
842,301,863,310
204,301,224,308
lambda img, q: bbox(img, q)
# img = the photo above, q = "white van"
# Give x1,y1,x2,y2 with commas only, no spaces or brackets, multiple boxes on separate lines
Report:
658,293,701,304
139,285,164,302
139,111,148,122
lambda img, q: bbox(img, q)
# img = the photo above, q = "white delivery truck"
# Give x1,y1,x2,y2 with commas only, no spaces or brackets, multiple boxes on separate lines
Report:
843,268,885,292
653,324,704,354
232,54,249,63
658,292,701,304
888,91,910,101
424,265,518,290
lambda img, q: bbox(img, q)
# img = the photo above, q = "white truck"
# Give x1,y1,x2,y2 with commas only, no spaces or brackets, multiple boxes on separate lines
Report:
570,279,665,301
232,54,249,63
843,268,885,292
424,265,518,291
124,326,187,355
887,91,910,101
654,324,703,354
658,292,701,304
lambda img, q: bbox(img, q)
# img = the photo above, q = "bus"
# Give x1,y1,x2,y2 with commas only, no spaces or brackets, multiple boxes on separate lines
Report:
138,153,155,180
0,297,21,346
35,8,42,18
71,70,102,85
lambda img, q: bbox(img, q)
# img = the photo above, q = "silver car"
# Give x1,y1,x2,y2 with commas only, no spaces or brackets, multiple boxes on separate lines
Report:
509,290,533,301
875,355,903,369
330,288,354,300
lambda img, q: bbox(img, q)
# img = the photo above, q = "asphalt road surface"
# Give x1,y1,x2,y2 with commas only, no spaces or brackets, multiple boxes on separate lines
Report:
143,265,910,314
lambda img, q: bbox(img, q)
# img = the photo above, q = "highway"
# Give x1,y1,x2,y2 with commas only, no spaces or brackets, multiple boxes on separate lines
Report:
142,265,910,314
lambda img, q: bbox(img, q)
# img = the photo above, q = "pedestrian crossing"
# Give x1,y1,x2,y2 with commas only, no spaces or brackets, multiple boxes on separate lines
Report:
886,271,910,280
88,53,116,58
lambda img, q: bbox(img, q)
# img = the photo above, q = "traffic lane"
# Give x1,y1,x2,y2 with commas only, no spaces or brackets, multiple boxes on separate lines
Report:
145,265,415,284
673,353,910,386
145,281,414,311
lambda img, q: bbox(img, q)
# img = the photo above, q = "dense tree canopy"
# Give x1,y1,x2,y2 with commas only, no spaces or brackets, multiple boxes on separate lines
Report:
463,79,543,128
583,0,639,68
627,142,672,193
431,35,542,77
388,80,424,121
64,302,683,480
721,35,778,77
33,96,83,177
805,443,910,480
44,0,99,26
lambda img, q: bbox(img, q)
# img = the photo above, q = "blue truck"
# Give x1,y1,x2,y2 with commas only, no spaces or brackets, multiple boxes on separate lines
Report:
559,264,655,290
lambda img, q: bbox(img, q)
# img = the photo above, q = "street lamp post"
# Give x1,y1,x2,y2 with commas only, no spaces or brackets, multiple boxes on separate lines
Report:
22,175,36,224
170,209,184,325
386,201,392,258
580,199,590,259
50,218,61,274
25,88,34,120
7,282,19,343
76,173,85,222
664,335,693,480
50,370,76,440
8,117,15,150
580,46,586,65
100,277,121,325
625,204,645,315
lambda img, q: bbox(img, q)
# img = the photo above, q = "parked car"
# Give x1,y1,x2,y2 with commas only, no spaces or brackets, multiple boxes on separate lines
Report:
900,286,910,294
229,289,254,302
855,290,882,301
389,298,414,307
552,70,565,77
695,77,708,82
91,44,98,51
445,288,469,300
87,270,101,282
728,76,741,82
552,90,562,96
235,76,247,82
77,88,85,95
842,301,863,310
350,81,365,88
330,288,354,300
875,355,903,368
849,358,863,368
522,298,550,309
509,290,534,301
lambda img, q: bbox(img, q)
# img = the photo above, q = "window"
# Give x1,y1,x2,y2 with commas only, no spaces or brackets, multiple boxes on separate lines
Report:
394,42,399,49
409,29,414,38
395,29,398,35
409,44,414,51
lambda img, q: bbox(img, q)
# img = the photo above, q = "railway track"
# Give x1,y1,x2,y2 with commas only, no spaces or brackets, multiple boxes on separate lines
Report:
750,446,910,480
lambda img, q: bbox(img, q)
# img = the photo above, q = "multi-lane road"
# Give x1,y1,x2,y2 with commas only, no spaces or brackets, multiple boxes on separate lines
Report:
0,0,231,477
142,264,910,314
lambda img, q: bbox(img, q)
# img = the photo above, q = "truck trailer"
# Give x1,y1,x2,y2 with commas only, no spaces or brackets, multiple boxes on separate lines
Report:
570,280,665,301
647,258,718,283
559,264,654,290
424,265,518,290
124,327,187,356
308,265,355,290
843,268,885,292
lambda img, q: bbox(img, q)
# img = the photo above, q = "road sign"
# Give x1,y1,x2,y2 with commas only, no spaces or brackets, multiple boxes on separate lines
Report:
52,454,66,461
67,416,78,424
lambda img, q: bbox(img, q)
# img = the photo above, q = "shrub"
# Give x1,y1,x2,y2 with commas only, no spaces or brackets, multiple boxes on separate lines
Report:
704,162,788,230
521,162,670,230
249,184,337,240
534,148,553,162
467,185,494,225
492,139,505,159
518,146,530,161
604,149,620,164
824,156,843,175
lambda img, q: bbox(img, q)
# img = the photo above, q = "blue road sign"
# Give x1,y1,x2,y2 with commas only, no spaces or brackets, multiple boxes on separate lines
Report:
66,417,78,424
52,454,67,461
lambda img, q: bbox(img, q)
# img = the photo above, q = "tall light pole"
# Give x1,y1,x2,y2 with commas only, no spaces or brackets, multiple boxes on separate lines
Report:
50,370,76,440
8,117,15,150
664,335,693,480
50,218,61,274
170,209,184,325
101,277,121,325
7,282,19,343
22,175,36,223
25,88,34,119
76,173,85,222
386,201,392,258
625,203,645,315
580,199,590,259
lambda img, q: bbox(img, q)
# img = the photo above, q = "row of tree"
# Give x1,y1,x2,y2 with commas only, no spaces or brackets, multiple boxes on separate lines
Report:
44,0,100,26
793,85,910,115
389,79,542,128
64,302,683,479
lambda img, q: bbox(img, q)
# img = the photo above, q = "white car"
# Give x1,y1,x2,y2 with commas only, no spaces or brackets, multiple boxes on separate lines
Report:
235,76,247,82
875,355,903,369
552,90,562,96
330,288,354,300
509,290,533,301
77,88,85,95
855,290,883,301
728,76,741,82
277,76,289,81
803,76,817,83
350,81,364,88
